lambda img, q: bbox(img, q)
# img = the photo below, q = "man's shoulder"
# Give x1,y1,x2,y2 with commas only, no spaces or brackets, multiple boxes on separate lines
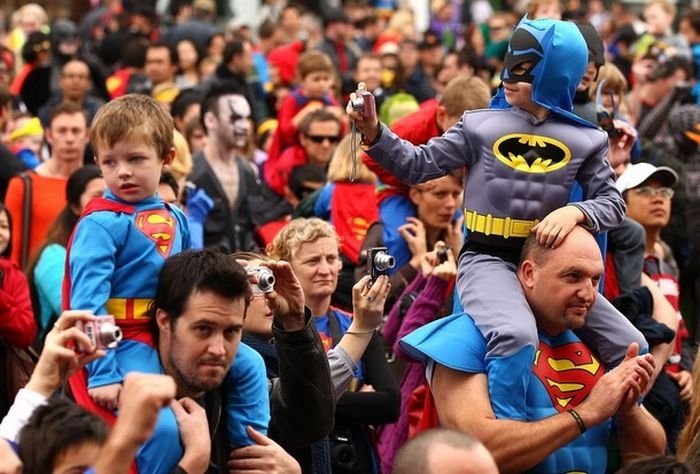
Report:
399,312,487,373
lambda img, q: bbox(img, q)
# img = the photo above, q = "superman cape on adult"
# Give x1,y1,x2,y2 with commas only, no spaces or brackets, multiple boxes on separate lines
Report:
400,312,612,473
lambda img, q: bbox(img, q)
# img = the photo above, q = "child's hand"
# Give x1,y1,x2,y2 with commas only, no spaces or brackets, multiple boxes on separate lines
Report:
89,382,123,411
531,206,585,248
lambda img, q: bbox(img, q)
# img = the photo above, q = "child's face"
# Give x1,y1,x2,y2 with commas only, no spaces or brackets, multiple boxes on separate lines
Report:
644,4,672,36
301,71,333,99
533,1,562,20
95,135,172,203
14,135,43,155
0,210,9,256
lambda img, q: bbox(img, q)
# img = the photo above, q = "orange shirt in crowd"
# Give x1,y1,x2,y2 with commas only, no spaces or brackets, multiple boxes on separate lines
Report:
5,172,67,268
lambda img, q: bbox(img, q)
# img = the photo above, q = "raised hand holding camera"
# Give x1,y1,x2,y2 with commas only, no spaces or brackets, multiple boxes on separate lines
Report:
347,82,379,182
366,247,395,284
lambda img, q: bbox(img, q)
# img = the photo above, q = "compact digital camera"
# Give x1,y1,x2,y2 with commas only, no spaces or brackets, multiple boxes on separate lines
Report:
75,316,123,352
367,247,395,283
248,266,275,294
350,82,376,120
437,247,449,264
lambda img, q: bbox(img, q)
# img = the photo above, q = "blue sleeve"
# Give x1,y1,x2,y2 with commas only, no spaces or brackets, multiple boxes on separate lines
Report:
68,215,122,387
225,343,270,447
313,183,334,219
33,244,65,333
379,195,415,273
399,312,487,373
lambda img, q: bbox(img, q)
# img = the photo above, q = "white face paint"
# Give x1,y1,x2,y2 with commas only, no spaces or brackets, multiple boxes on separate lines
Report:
218,95,252,149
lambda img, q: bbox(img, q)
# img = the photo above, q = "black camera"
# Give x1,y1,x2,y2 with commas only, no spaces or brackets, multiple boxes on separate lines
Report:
437,247,449,264
330,429,357,470
367,246,395,282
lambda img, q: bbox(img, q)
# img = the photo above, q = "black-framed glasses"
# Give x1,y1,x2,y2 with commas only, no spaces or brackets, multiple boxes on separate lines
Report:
306,134,341,144
633,186,674,198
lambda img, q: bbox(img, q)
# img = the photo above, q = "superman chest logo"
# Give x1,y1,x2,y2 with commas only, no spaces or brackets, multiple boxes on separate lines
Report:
319,332,333,352
533,341,605,412
135,210,176,258
493,133,571,173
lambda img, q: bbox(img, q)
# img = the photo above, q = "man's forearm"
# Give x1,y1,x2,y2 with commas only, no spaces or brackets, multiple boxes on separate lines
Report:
441,410,584,473
615,406,666,463
433,369,588,474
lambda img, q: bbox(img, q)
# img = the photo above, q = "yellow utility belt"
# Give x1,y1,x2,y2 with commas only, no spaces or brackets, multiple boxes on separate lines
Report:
464,209,539,239
106,298,152,320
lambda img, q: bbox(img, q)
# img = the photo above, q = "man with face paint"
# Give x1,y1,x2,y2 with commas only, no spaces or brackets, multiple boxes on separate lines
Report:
348,16,650,446
188,82,261,252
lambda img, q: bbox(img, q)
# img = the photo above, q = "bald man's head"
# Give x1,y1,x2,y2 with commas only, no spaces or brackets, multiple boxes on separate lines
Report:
393,429,498,474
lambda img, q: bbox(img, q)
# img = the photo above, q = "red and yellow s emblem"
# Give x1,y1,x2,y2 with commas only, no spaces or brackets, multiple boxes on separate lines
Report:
135,210,176,258
533,341,605,412
319,332,333,352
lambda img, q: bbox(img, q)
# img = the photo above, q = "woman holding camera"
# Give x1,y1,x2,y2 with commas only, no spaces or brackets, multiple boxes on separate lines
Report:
378,242,457,473
268,218,400,474
355,171,463,310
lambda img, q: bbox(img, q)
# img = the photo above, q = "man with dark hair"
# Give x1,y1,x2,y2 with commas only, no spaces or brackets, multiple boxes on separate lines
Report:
267,108,340,201
145,41,179,91
188,83,261,252
152,249,334,470
37,59,105,127
393,428,498,474
5,102,88,267
18,398,109,473
171,89,205,133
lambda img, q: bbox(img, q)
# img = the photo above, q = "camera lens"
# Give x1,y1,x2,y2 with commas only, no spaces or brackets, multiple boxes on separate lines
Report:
373,252,395,271
351,96,365,111
100,323,123,348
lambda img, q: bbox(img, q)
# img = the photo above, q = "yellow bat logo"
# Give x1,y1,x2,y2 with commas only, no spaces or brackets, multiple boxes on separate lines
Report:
493,133,572,173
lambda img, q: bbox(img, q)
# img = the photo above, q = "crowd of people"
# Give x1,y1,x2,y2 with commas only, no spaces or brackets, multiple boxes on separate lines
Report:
1,0,700,472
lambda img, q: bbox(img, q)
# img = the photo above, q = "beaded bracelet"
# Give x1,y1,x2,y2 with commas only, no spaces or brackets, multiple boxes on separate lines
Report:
567,408,587,434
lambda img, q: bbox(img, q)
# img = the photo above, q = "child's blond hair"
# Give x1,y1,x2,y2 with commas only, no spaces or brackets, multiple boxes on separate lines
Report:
297,50,334,80
327,134,377,183
90,94,174,159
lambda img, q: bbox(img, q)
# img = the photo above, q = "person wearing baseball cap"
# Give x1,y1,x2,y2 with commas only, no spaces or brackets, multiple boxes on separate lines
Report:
617,161,691,452
616,162,679,195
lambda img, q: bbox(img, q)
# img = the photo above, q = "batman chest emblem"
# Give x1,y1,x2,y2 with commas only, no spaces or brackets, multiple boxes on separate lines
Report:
492,133,572,173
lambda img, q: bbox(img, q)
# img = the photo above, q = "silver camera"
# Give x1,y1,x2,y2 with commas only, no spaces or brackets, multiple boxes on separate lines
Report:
248,266,275,294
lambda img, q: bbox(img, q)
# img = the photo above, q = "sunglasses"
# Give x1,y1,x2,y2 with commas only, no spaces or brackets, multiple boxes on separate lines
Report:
305,134,341,144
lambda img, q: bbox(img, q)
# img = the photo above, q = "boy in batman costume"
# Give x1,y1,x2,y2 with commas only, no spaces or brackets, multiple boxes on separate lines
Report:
347,17,648,418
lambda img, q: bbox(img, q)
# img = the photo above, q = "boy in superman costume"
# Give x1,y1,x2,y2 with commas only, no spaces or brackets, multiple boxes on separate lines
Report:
64,95,269,473
63,95,191,473
347,17,649,418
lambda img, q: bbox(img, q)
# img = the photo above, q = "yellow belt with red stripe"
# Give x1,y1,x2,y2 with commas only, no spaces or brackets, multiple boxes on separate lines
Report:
106,298,152,321
464,209,539,239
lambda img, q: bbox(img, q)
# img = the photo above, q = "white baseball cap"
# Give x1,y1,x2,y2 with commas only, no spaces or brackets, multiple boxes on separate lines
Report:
616,163,678,194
